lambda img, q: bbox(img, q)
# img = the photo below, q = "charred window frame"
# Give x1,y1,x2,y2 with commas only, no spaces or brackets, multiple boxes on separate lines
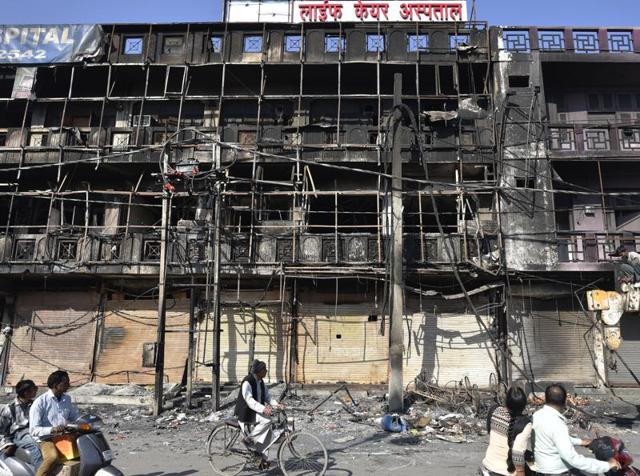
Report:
123,36,144,55
284,34,302,53
210,35,223,53
162,35,184,55
366,34,385,52
243,35,263,53
450,34,469,51
407,34,428,52
324,34,345,53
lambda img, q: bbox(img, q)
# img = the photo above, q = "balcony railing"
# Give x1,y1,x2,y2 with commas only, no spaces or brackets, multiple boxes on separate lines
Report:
557,231,640,263
548,124,640,155
0,227,500,271
501,27,640,55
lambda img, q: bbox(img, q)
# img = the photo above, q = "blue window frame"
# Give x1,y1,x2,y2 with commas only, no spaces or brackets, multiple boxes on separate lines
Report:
407,34,428,52
123,37,144,55
325,35,345,53
608,31,634,53
503,30,531,53
285,35,302,53
210,36,222,53
367,34,385,52
573,31,599,54
538,30,565,51
243,35,263,53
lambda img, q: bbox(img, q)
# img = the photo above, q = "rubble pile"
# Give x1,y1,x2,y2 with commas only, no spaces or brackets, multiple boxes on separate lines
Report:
69,381,640,456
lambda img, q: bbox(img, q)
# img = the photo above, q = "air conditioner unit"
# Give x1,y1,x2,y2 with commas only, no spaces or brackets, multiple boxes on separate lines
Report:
132,115,152,127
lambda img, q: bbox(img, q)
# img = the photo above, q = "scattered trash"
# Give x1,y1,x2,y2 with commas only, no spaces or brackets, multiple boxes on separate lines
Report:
381,414,407,433
308,385,358,415
435,434,466,444
333,435,356,444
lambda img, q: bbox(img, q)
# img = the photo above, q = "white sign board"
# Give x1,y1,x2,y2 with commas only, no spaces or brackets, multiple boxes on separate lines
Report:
293,1,467,23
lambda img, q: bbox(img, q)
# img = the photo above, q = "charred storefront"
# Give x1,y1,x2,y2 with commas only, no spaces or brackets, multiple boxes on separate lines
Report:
0,2,638,407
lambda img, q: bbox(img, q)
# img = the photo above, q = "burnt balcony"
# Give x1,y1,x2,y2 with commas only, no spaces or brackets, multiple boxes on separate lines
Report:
556,230,640,267
0,227,500,276
547,124,640,159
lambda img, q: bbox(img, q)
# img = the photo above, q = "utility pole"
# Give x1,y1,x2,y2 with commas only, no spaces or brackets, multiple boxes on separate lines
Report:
153,150,171,416
185,276,197,408
210,153,223,411
388,73,404,413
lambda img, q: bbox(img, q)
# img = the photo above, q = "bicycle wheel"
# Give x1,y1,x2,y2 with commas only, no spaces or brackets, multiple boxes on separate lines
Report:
207,423,247,476
278,431,328,476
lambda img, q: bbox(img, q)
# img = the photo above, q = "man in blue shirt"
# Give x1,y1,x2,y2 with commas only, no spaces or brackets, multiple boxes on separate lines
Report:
29,371,79,476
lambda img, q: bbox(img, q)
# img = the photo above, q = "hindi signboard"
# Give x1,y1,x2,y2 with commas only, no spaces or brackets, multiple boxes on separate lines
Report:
0,25,104,64
293,1,467,23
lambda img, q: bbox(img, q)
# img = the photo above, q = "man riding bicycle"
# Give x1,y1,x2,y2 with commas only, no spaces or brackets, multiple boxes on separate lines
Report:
234,360,283,470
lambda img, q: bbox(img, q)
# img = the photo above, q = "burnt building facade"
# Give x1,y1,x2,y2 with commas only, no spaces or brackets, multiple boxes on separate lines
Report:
0,7,638,393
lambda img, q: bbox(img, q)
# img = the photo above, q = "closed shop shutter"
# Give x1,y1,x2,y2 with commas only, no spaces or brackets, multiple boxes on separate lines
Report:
510,298,597,386
608,314,640,387
93,298,189,384
296,300,389,384
7,292,99,386
195,291,289,385
403,297,497,388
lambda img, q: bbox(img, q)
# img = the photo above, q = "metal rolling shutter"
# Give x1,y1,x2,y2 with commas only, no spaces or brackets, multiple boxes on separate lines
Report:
510,299,597,386
296,301,389,384
195,291,290,384
609,314,640,387
403,297,497,388
94,298,189,385
7,292,99,386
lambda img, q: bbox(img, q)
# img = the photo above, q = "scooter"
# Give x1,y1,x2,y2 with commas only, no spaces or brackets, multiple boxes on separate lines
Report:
589,436,640,476
0,415,123,476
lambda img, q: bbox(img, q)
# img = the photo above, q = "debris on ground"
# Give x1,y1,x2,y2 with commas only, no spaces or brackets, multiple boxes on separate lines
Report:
60,380,637,459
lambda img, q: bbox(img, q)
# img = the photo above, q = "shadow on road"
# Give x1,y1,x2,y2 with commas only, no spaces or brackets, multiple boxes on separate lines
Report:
131,471,199,476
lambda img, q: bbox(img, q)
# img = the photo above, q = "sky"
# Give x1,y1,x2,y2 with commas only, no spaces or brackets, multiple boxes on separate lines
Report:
1,0,639,26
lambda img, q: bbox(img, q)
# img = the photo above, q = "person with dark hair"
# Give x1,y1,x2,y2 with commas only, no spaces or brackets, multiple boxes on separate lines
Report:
0,379,42,469
29,370,79,476
234,360,283,470
609,245,640,285
478,386,533,476
532,383,620,475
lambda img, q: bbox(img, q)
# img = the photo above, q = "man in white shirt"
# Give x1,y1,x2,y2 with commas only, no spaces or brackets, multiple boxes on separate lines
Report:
29,370,80,476
233,360,281,469
609,245,640,285
532,384,620,475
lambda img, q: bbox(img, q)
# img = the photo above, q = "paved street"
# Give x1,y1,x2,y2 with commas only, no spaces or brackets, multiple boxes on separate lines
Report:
100,390,640,476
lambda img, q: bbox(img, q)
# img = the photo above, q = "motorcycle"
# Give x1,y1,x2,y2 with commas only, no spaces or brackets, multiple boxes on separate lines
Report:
589,436,640,476
0,415,123,476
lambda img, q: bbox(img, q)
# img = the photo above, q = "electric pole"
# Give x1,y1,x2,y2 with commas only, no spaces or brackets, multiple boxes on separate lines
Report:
210,146,223,411
389,73,404,413
153,150,171,416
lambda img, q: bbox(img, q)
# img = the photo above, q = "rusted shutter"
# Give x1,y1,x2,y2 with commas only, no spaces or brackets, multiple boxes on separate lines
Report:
608,314,640,387
403,297,497,388
93,298,189,384
195,291,289,384
510,298,597,386
296,300,389,384
7,292,99,386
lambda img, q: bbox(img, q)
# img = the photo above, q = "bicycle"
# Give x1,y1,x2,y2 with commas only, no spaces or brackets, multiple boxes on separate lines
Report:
206,409,328,475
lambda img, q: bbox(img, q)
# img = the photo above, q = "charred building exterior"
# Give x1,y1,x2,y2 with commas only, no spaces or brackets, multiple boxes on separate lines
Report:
0,4,638,395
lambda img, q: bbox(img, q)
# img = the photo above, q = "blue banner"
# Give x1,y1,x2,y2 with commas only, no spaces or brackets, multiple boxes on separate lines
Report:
0,25,104,64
